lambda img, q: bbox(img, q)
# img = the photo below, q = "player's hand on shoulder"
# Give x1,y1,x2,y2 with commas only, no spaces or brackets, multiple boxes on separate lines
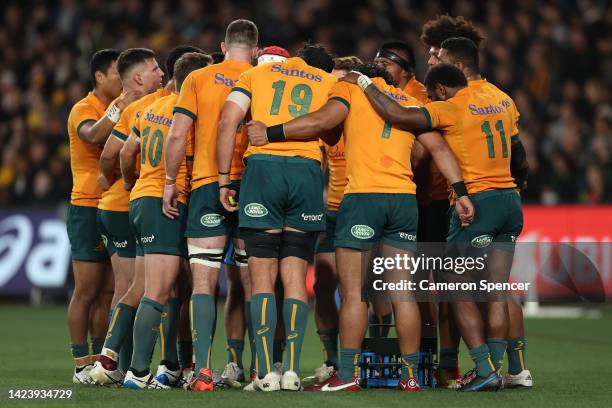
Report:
116,89,143,111
339,71,361,85
455,196,475,227
246,120,269,146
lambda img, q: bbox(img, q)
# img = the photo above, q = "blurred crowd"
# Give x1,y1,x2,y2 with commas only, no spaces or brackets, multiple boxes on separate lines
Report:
0,0,611,206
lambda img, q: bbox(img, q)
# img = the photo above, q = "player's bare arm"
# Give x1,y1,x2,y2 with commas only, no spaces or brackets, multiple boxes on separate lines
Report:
98,135,123,190
162,112,193,219
417,130,475,226
119,131,140,191
217,99,247,212
78,89,142,145
246,99,348,146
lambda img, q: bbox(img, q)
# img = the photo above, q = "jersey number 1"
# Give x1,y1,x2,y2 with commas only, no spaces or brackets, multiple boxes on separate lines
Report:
481,120,508,159
270,80,313,117
141,127,163,167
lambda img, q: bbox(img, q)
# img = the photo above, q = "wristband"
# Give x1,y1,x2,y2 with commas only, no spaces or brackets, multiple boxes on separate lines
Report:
357,74,373,91
106,104,120,123
218,170,230,175
266,124,286,142
165,175,176,185
452,181,468,198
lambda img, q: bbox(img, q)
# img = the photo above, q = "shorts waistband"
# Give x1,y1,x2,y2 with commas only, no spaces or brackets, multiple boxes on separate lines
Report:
471,188,518,200
246,154,319,165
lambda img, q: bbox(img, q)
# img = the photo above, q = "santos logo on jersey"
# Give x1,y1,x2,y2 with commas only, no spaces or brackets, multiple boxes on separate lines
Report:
270,64,322,82
214,73,238,88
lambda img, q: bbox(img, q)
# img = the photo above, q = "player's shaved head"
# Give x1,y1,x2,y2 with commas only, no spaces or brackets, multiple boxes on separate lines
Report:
424,63,467,90
89,48,121,87
297,42,334,73
166,45,205,79
117,48,157,80
225,19,258,47
421,15,484,48
440,37,480,72
354,63,395,86
174,52,213,91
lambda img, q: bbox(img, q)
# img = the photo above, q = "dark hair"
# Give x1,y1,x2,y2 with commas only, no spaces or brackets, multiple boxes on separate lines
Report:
297,42,334,73
354,63,395,86
440,37,480,71
424,63,468,90
166,45,205,78
89,48,121,87
117,48,156,79
210,51,225,64
334,56,363,72
379,40,416,72
225,19,258,46
420,15,485,48
174,52,213,91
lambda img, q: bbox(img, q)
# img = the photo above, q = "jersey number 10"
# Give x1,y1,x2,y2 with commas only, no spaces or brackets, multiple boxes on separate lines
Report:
140,127,163,167
481,120,508,159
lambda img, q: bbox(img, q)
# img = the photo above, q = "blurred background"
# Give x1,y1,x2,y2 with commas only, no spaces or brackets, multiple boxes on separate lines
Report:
0,0,611,300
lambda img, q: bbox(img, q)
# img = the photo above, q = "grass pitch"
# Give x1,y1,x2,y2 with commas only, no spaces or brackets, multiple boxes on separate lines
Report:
1,304,611,408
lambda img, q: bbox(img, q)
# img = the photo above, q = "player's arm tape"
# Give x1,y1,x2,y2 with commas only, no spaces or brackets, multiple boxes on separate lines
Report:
451,181,468,198
106,104,121,123
226,89,251,114
354,72,372,91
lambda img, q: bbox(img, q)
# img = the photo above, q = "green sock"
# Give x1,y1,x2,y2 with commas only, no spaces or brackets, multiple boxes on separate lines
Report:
130,297,163,373
282,298,308,375
227,339,244,368
70,343,90,368
439,347,459,371
317,328,339,368
338,348,360,381
273,339,284,365
119,330,133,373
178,340,193,370
507,337,527,375
469,344,495,377
245,300,256,374
250,293,276,378
368,312,392,338
160,298,180,366
90,337,104,356
487,338,507,371
191,294,216,372
104,303,136,355
401,352,420,380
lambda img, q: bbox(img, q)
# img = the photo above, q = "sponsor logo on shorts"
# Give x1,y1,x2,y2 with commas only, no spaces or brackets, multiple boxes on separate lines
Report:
301,212,323,221
350,224,375,240
399,232,416,241
113,239,128,248
101,235,108,247
257,326,270,335
141,235,155,244
471,234,493,248
244,203,268,218
200,213,225,228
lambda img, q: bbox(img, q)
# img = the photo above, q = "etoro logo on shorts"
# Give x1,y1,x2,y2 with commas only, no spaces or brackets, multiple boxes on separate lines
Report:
471,234,493,248
200,213,224,227
244,203,268,218
351,224,375,239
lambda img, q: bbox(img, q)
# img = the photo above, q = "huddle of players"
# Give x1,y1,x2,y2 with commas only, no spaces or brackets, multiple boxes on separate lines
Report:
65,15,531,393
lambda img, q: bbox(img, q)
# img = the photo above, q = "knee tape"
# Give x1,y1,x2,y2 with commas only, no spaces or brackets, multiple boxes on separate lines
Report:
280,231,317,262
187,245,224,268
243,230,282,259
233,248,248,267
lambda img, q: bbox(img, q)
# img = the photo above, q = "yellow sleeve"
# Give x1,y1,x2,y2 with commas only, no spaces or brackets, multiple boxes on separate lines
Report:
72,103,99,137
174,72,198,120
421,101,454,130
232,68,253,98
185,126,195,159
112,106,133,142
328,82,351,110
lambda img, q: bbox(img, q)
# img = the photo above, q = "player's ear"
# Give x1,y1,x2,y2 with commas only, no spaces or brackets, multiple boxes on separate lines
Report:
95,71,105,87
251,46,259,59
220,42,227,54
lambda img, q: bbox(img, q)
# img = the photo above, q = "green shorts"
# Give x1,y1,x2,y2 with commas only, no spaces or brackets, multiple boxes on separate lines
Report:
315,210,337,254
335,193,418,250
66,204,109,262
418,199,450,243
239,154,325,232
185,181,240,239
97,209,137,258
129,197,187,257
447,189,523,248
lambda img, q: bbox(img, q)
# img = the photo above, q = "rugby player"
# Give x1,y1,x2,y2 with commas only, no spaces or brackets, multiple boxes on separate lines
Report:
245,63,473,392
118,52,212,389
89,48,166,385
163,20,259,392
344,61,526,391
437,37,532,388
66,48,123,384
216,43,337,392
419,15,486,388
